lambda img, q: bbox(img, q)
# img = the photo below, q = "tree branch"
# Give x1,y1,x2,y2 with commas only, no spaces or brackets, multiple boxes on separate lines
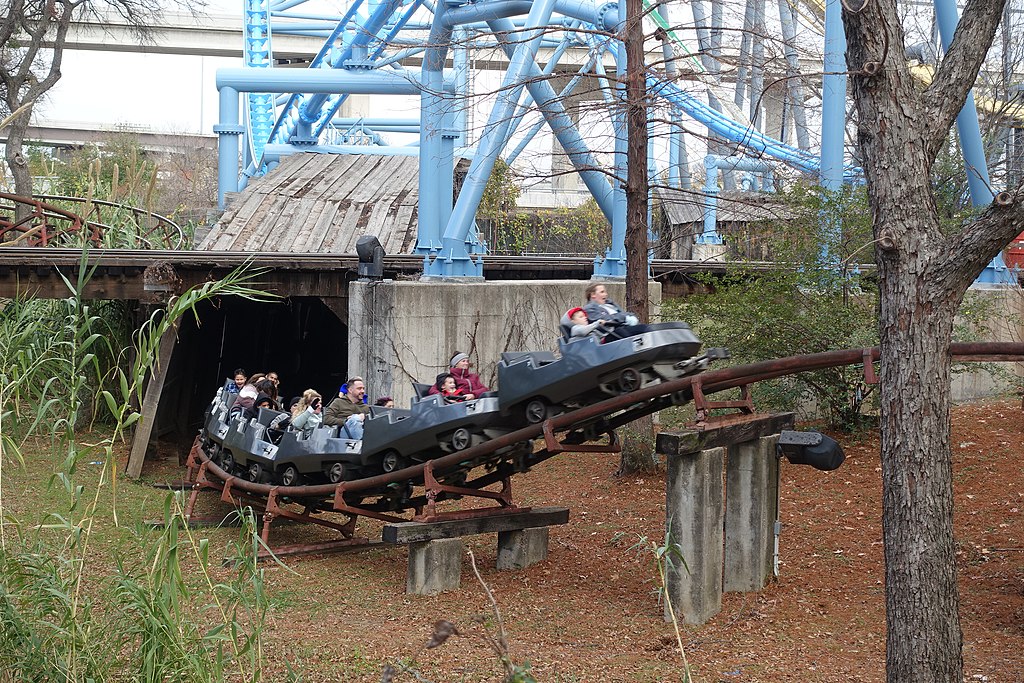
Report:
937,184,1024,296
922,0,1007,155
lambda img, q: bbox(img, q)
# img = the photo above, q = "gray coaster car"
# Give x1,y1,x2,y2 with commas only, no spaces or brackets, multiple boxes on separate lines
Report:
497,322,707,423
200,390,364,486
360,385,512,474
199,384,514,487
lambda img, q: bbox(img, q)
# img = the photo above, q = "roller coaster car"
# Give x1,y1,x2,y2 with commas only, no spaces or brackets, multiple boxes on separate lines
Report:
497,321,721,423
359,384,512,475
199,390,364,486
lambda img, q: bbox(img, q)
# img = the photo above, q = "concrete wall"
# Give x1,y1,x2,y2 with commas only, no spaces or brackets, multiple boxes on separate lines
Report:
348,280,662,407
952,287,1024,402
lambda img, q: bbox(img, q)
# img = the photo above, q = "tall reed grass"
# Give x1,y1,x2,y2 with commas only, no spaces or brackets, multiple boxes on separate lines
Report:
0,251,283,681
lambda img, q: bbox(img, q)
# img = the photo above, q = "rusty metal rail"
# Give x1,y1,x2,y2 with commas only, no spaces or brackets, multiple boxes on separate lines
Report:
186,342,1024,512
0,193,184,249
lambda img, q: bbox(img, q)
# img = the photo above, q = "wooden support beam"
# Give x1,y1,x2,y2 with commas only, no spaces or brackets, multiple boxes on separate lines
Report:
382,506,569,544
655,412,795,456
125,327,178,479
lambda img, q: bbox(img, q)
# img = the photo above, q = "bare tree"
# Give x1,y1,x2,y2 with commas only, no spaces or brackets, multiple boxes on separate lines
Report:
843,0,1023,680
617,0,658,474
0,0,171,200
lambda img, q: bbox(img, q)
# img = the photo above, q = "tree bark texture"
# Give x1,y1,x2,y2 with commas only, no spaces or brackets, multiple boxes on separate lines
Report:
623,0,649,323
617,0,657,476
843,0,1022,680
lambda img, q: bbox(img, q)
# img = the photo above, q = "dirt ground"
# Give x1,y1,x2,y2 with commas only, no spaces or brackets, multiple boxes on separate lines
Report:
153,400,1023,682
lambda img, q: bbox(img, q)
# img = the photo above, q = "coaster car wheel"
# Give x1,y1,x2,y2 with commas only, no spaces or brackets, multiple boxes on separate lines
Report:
221,451,235,475
381,450,407,474
279,464,301,487
619,367,642,393
525,398,549,424
451,427,472,451
247,462,263,483
327,462,346,484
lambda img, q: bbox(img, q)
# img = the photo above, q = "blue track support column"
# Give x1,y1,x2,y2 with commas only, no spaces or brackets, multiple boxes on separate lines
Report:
932,0,1008,284
819,0,847,265
486,19,615,220
215,86,244,209
596,0,628,278
417,4,453,257
819,0,846,193
453,27,470,147
427,0,560,277
701,156,724,246
701,155,772,249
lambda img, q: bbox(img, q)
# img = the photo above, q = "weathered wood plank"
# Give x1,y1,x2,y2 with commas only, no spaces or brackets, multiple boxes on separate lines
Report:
656,413,795,457
382,507,570,544
202,153,421,255
125,327,178,479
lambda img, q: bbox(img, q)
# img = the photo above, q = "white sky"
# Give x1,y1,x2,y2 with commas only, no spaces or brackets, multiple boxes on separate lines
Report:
40,51,235,135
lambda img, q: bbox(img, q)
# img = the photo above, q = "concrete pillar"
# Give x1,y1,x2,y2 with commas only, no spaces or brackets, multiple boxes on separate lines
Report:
497,527,549,569
724,436,779,592
692,242,728,262
347,280,397,404
407,538,463,595
664,446,724,625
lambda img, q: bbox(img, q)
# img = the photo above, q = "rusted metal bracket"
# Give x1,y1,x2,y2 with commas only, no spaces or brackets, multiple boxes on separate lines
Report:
692,376,754,424
416,461,519,521
249,489,370,558
331,483,407,524
862,348,878,384
540,421,618,454
265,489,358,538
542,420,620,454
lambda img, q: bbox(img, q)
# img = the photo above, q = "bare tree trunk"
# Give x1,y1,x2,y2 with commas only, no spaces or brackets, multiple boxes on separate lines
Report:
876,219,963,681
618,0,656,475
843,0,1021,679
4,107,34,201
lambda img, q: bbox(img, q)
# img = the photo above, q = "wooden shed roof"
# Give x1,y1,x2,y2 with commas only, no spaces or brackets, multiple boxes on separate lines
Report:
199,153,419,253
655,187,797,225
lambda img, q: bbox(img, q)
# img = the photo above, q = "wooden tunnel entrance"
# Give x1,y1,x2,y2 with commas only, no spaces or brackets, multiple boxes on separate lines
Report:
131,295,350,474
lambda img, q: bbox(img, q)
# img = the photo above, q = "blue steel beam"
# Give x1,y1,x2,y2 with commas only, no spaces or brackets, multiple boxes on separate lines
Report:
427,0,562,277
649,78,862,180
300,0,407,126
484,17,616,220
933,0,1007,284
417,0,454,255
311,0,424,139
216,67,452,208
504,49,601,165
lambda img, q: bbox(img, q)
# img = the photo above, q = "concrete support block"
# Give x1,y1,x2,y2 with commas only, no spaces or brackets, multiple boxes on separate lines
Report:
664,446,724,625
407,538,463,595
724,436,780,592
496,527,549,570
692,242,728,262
